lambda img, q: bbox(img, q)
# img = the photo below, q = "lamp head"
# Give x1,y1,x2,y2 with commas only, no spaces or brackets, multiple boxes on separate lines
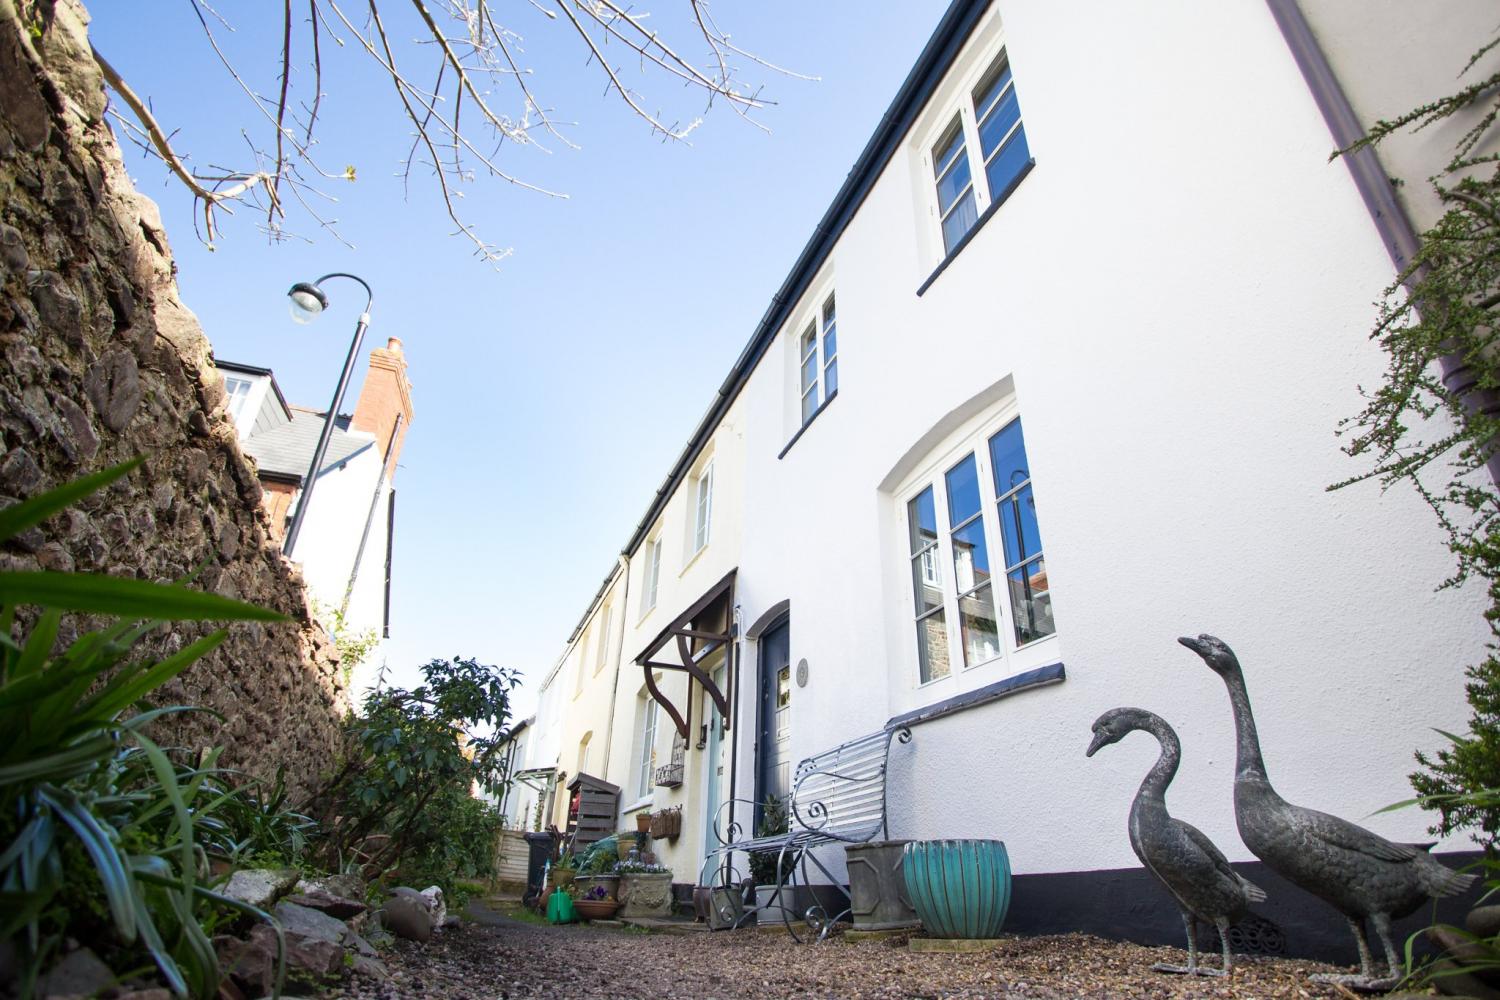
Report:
287,281,329,324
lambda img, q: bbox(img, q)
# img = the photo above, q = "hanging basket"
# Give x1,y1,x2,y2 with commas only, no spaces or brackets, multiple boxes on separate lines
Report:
649,806,682,840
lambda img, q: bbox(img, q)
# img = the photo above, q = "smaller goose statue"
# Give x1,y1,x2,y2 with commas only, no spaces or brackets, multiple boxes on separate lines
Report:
1088,707,1266,976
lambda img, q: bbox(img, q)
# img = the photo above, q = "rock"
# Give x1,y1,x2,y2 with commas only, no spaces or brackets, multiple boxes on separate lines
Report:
351,955,389,981
37,947,114,999
382,894,434,943
222,867,300,910
84,347,143,432
284,889,367,921
347,932,378,958
272,900,351,946
117,990,173,1000
295,873,367,901
1469,906,1500,940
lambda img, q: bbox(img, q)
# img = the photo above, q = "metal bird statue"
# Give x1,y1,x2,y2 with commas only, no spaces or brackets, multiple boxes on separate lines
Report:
1088,707,1266,976
1180,633,1476,988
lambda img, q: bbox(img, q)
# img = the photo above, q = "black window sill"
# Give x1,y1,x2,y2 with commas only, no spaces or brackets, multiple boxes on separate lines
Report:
885,661,1064,731
778,389,838,460
916,158,1036,298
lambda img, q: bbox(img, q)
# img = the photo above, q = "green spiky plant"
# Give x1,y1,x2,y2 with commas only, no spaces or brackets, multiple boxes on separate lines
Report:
0,458,290,999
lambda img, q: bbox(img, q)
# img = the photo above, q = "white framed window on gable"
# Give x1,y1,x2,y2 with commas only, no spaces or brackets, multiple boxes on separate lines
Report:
641,536,662,617
594,603,612,675
928,48,1032,257
904,415,1054,685
798,292,838,426
635,695,658,800
692,461,713,555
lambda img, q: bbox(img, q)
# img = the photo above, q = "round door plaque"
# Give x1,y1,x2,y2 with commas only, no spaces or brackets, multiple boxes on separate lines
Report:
795,658,809,688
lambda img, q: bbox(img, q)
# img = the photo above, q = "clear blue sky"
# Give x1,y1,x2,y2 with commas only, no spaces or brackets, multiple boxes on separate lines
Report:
89,1,949,717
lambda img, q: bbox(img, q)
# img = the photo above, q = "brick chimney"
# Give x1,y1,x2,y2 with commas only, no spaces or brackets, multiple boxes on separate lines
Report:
352,337,414,478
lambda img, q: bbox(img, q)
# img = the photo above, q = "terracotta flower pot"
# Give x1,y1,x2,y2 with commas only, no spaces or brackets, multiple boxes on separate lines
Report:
574,898,620,921
636,812,653,833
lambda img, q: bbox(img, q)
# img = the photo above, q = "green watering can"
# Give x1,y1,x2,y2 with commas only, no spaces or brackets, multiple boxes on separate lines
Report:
545,888,576,924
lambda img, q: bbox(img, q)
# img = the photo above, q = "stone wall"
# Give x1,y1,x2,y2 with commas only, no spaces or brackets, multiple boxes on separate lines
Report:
0,0,345,797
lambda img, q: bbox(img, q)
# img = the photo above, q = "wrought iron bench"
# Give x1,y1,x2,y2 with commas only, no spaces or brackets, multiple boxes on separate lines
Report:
702,724,913,941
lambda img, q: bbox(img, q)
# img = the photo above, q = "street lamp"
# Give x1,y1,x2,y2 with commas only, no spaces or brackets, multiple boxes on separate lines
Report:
281,272,374,558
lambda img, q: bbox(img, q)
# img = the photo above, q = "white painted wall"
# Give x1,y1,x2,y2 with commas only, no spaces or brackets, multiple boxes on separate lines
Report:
723,0,1490,882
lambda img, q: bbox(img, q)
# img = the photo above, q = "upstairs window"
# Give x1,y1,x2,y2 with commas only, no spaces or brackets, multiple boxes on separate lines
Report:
928,50,1031,256
692,463,714,554
642,537,662,616
797,293,839,426
594,603,612,674
904,415,1054,684
224,376,253,423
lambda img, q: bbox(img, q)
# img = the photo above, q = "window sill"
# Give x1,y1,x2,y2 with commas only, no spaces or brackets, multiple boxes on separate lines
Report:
623,796,654,814
916,158,1036,298
888,661,1065,730
778,389,839,460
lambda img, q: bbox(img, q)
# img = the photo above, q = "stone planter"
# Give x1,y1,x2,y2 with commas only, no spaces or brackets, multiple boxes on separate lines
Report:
618,871,673,918
901,839,1011,939
846,839,919,930
571,875,620,902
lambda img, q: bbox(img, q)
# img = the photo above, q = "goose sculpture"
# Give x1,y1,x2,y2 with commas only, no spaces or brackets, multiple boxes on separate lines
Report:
1180,633,1476,987
1088,707,1266,976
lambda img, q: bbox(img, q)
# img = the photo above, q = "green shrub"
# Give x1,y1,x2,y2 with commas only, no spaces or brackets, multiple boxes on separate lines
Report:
0,459,291,999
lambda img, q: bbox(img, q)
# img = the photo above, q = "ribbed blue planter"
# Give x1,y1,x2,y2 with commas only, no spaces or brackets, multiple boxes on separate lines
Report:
901,839,1012,939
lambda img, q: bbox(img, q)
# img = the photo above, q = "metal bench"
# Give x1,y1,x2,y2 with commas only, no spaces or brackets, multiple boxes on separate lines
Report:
702,724,913,941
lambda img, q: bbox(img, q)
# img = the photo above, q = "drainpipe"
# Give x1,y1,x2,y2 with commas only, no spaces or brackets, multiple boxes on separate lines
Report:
599,554,631,782
340,412,404,620
1265,0,1500,488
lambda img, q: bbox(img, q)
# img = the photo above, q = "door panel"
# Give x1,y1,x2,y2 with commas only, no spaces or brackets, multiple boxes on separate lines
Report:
757,619,792,811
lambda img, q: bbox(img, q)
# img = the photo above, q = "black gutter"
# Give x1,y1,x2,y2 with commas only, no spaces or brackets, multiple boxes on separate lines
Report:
617,0,987,562
1265,0,1500,488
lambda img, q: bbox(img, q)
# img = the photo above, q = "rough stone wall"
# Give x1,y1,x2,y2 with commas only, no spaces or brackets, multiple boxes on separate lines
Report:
0,0,345,797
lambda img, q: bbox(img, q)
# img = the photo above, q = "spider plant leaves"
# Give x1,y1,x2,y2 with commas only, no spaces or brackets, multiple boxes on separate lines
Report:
39,786,137,941
0,571,286,621
0,457,143,544
80,631,228,720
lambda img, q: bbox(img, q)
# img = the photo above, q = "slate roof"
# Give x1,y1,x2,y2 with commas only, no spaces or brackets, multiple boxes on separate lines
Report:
242,407,374,482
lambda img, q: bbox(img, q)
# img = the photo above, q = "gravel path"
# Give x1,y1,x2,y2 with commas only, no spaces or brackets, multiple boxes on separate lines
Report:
325,904,1363,1000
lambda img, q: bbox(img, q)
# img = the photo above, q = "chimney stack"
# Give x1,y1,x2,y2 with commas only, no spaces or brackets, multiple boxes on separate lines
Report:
352,337,414,478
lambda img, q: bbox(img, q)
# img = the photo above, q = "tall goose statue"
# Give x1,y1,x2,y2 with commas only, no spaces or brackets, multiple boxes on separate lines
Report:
1088,707,1266,976
1180,634,1475,987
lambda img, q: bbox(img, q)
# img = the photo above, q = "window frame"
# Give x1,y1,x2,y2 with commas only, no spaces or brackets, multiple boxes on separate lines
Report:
915,36,1033,268
224,376,254,423
594,603,612,675
784,283,841,451
692,461,714,555
635,696,658,800
641,536,662,618
898,409,1056,689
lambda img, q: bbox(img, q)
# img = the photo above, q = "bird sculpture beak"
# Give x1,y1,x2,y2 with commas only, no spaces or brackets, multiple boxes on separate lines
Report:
1177,635,1205,656
1085,731,1108,758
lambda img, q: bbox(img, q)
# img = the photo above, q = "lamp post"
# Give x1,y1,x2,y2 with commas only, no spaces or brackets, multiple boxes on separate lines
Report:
282,272,374,558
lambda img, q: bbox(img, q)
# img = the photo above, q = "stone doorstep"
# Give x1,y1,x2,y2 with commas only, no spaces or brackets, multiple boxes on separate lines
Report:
908,937,1006,953
620,916,709,935
843,927,913,944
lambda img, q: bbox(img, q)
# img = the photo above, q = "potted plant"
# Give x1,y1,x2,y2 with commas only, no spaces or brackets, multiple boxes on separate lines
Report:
635,810,653,834
902,839,1012,939
614,859,673,918
571,843,620,901
548,851,578,894
573,882,621,921
749,795,798,918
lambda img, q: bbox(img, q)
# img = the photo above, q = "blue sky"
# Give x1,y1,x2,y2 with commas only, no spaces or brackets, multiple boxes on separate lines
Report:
88,1,949,716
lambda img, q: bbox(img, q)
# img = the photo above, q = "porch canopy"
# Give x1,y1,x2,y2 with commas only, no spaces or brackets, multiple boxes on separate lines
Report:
633,568,736,741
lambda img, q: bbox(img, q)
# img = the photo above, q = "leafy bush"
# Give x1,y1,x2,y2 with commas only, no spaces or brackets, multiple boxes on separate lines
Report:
0,459,291,999
1335,34,1500,847
308,655,519,896
748,795,794,887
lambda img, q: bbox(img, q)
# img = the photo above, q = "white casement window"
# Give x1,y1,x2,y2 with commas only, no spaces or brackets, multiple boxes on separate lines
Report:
574,628,589,697
692,463,714,554
930,50,1031,255
224,376,253,423
904,416,1054,684
797,293,839,426
642,537,662,615
577,732,592,777
594,603,612,675
636,697,658,799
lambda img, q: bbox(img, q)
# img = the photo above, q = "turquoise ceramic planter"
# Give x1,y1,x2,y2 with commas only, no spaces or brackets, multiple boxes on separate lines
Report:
901,839,1012,939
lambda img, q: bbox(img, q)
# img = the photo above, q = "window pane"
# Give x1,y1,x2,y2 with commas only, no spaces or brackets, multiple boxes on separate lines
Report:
824,357,838,397
945,454,983,526
911,553,942,616
999,485,1043,568
822,293,836,328
936,152,973,218
907,487,938,554
984,125,1031,203
976,71,1019,159
958,583,1001,666
950,518,990,592
933,120,965,179
800,353,818,394
800,325,817,362
1007,558,1055,644
822,327,837,364
941,190,978,254
973,63,1013,131
802,386,819,424
916,610,951,683
988,419,1030,496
